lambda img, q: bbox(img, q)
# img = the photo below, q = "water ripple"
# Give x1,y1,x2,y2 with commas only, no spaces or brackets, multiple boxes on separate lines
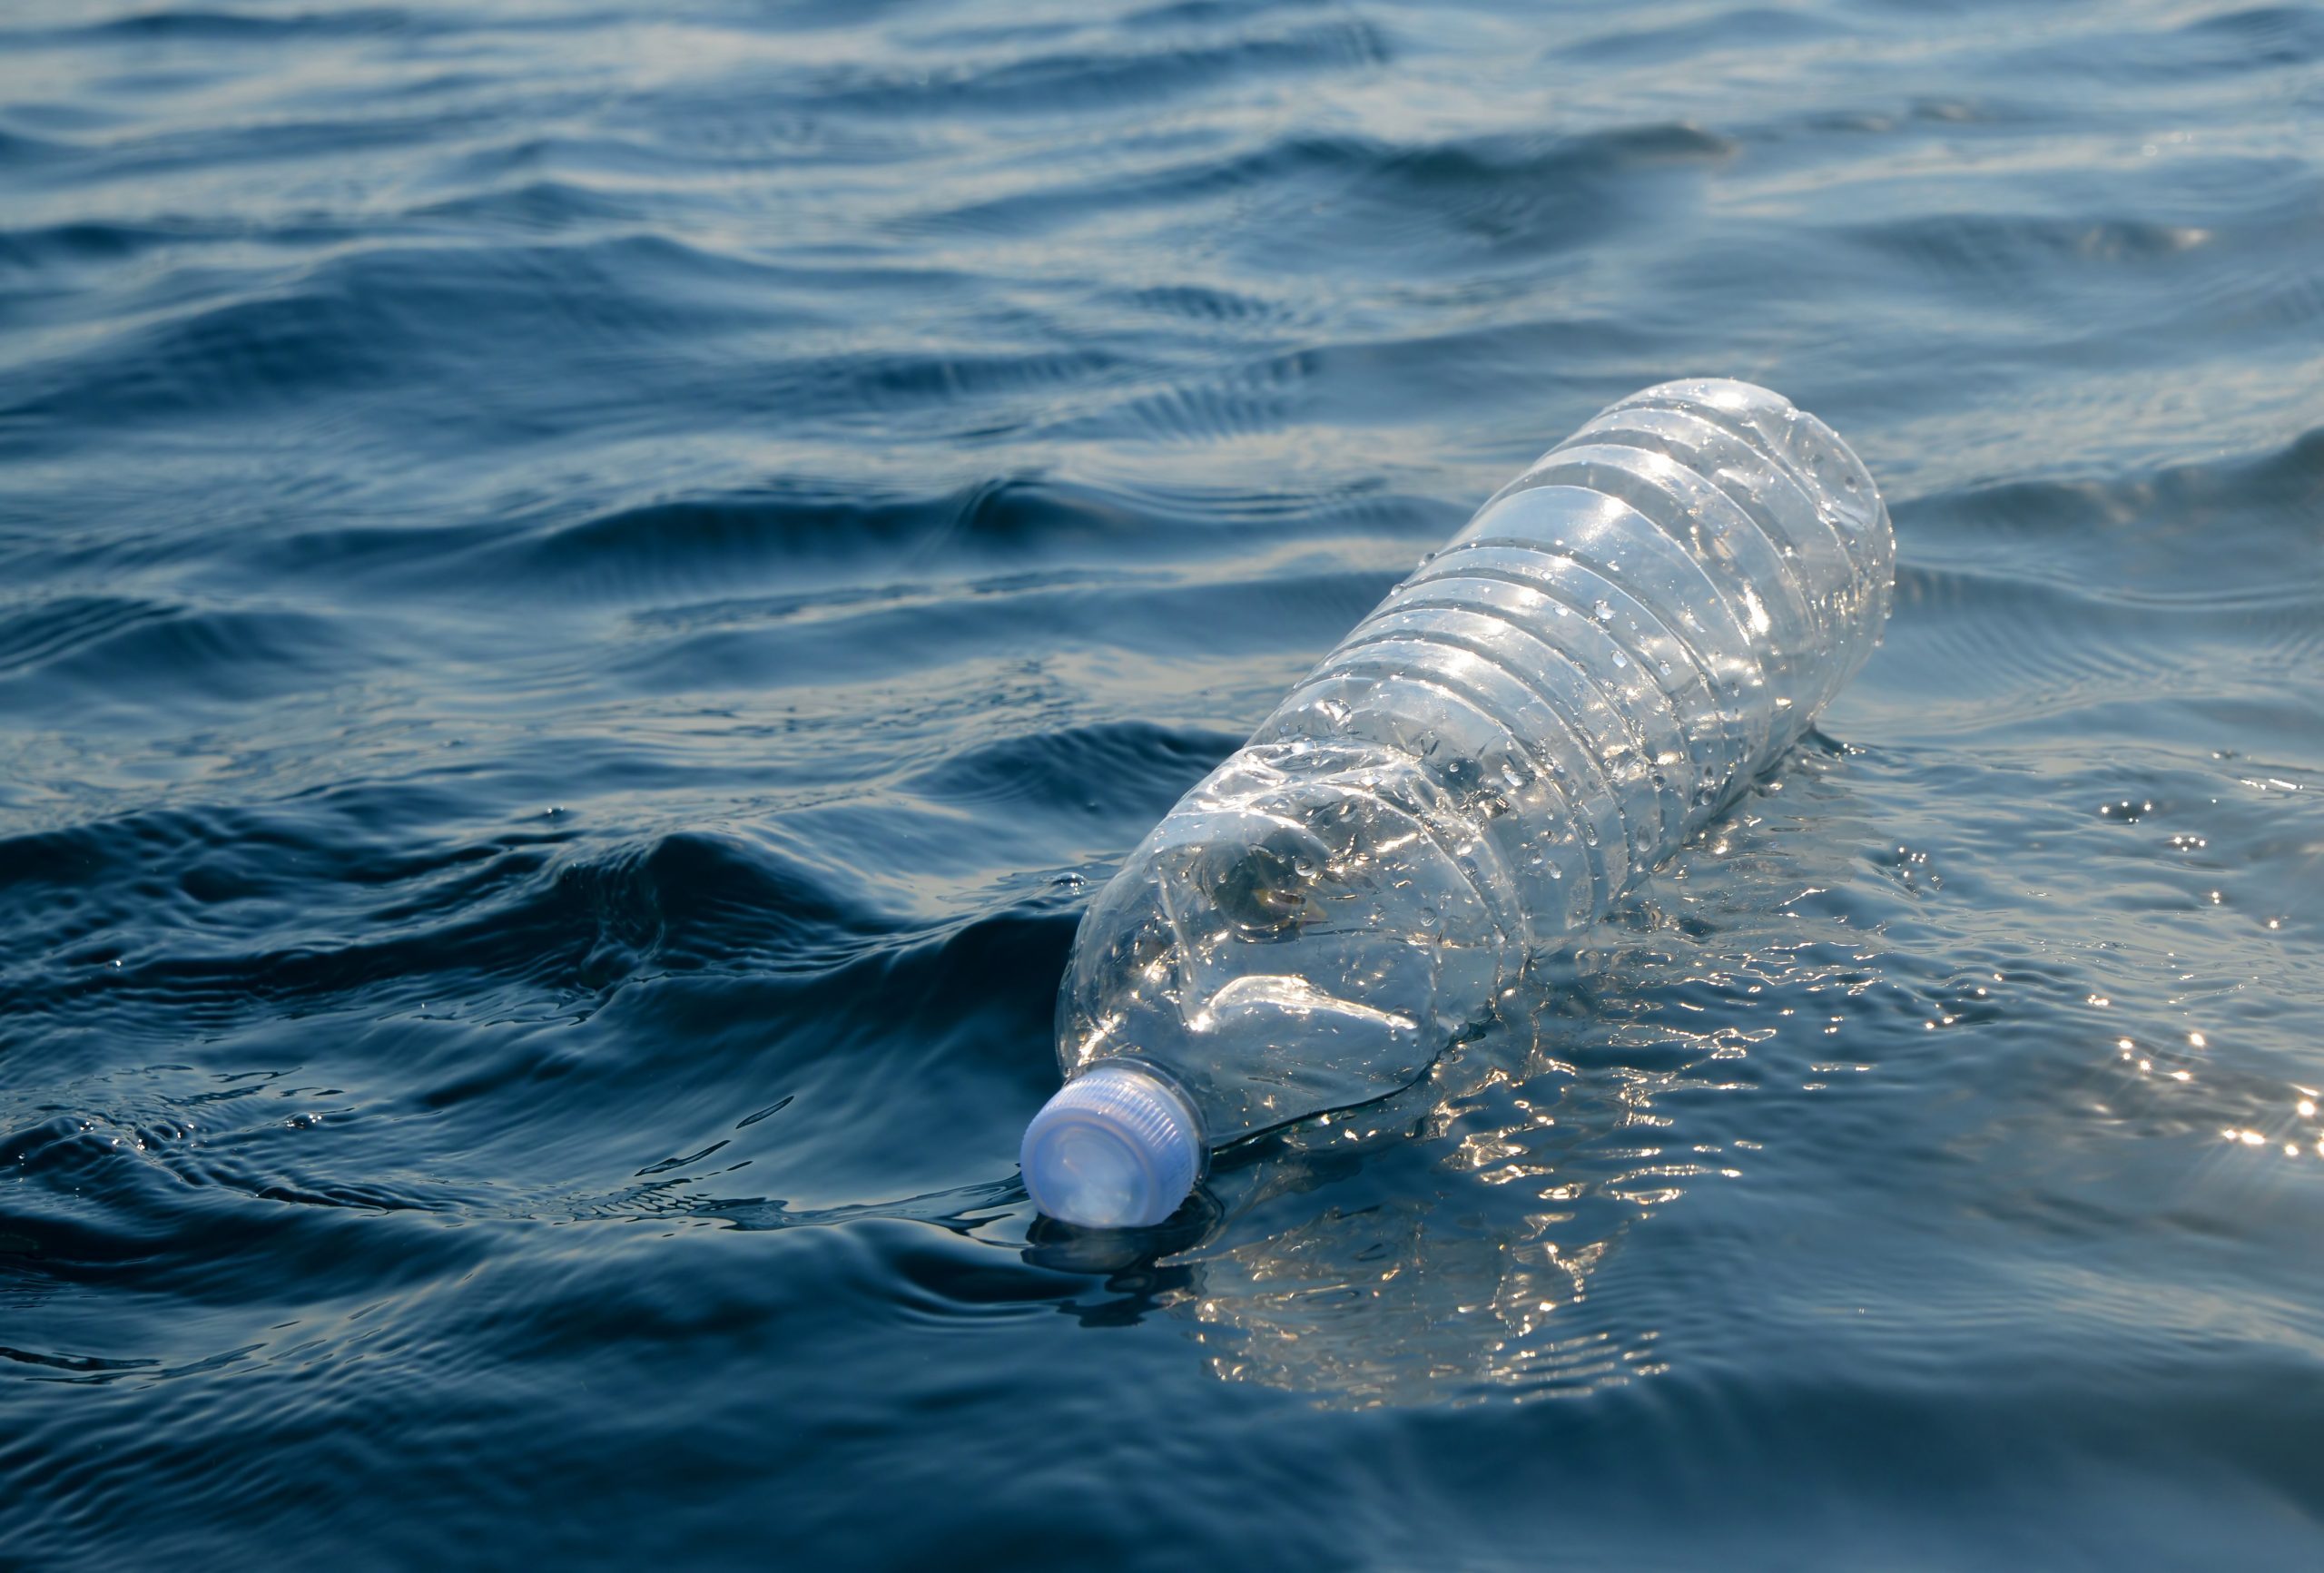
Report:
2,0,2320,1563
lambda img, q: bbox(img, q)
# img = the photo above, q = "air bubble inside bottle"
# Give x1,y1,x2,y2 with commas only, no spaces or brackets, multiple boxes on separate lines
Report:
1021,379,1896,1228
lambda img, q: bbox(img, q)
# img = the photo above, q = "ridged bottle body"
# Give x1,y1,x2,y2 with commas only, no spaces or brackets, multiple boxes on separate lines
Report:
1055,379,1895,1145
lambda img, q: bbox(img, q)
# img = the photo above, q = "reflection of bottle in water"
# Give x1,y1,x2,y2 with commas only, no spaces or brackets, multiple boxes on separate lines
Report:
1022,379,1895,1227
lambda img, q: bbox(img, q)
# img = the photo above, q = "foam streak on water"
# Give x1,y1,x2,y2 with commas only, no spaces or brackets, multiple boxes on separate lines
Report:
2,1,2321,1566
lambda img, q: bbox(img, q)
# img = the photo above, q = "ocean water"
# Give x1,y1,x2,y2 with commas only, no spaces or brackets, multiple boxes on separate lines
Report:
1,0,2319,1565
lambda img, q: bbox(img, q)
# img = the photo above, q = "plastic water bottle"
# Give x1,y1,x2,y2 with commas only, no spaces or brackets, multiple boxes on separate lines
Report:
1020,379,1895,1227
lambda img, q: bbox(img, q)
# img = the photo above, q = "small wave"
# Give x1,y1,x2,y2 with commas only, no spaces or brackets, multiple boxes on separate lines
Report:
76,8,412,43
3,289,397,432
496,477,1065,605
0,234,816,447
903,720,1237,818
918,122,1730,267
804,15,1389,120
1048,361,1315,447
0,127,73,168
0,820,898,1053
610,563,1393,700
0,1073,487,1308
2004,3,2324,81
1849,213,2213,297
2179,4,2324,67
0,594,177,676
1115,280,1293,326
497,476,1409,607
1565,5,1847,64
408,180,647,233
1121,0,1341,30
0,221,187,273
1904,425,2324,575
0,604,359,713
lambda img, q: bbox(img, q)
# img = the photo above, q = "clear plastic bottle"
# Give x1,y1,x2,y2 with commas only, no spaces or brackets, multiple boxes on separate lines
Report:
1020,379,1895,1227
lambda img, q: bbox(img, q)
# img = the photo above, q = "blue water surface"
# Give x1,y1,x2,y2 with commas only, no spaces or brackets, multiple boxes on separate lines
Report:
3,2,2321,1566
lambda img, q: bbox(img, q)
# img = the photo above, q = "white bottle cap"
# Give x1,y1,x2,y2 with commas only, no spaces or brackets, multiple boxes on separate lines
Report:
1019,1062,1204,1229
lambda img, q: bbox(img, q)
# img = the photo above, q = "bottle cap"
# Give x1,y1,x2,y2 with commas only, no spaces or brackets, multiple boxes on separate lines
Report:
1019,1062,1204,1229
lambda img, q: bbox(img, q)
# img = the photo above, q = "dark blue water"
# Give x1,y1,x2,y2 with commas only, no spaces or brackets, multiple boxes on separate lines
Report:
3,1,2320,1565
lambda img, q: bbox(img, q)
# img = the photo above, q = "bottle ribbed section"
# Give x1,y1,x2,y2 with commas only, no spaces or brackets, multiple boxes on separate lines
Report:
1044,378,1895,1153
1250,379,1894,952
